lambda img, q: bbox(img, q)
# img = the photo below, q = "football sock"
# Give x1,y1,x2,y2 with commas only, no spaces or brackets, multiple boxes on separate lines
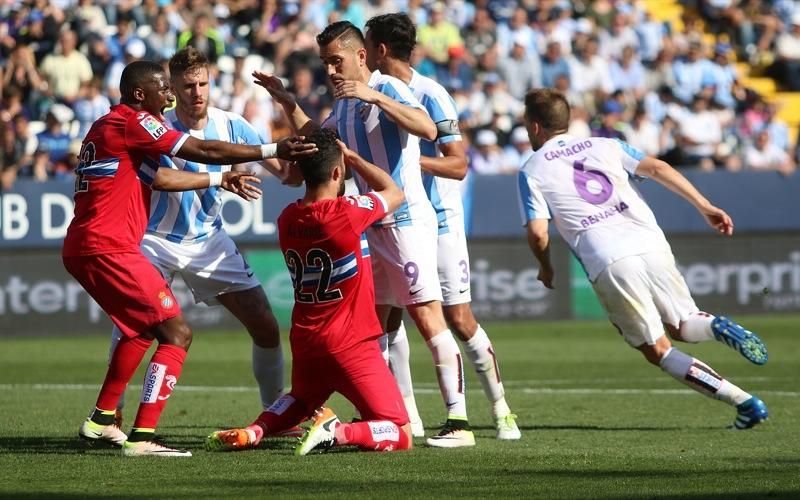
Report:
132,344,187,430
110,327,128,411
426,330,468,419
679,311,715,343
249,394,310,445
96,335,153,411
387,323,422,424
89,408,116,426
127,429,156,442
334,421,411,451
659,347,750,405
252,344,285,411
461,325,510,417
377,333,389,364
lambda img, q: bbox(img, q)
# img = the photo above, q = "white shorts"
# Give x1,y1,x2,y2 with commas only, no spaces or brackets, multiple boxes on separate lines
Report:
592,251,698,347
367,221,442,307
140,229,261,306
437,214,472,306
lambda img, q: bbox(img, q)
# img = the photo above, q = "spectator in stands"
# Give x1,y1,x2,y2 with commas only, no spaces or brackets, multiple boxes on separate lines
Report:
496,7,535,57
436,45,474,93
745,129,795,175
325,0,367,29
461,8,496,66
417,2,463,70
672,41,713,104
31,108,71,182
73,0,109,43
591,100,626,140
39,30,92,105
106,13,139,63
644,46,678,90
620,106,661,157
3,44,43,117
599,11,639,59
772,12,800,91
568,36,613,110
74,78,111,139
498,36,541,101
470,129,509,175
609,45,646,99
541,41,570,89
708,43,741,108
503,126,533,169
148,12,177,62
762,102,790,152
17,9,57,63
178,13,224,65
290,66,331,124
677,94,725,171
635,11,666,65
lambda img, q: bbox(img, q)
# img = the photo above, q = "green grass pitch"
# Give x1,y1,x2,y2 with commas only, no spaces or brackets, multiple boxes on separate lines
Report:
1,315,798,498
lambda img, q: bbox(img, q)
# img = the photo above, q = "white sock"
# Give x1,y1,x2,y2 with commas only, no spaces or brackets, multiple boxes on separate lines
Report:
110,326,127,410
387,323,421,423
426,329,468,419
377,333,389,365
659,347,750,406
252,344,285,411
679,311,715,343
462,325,510,417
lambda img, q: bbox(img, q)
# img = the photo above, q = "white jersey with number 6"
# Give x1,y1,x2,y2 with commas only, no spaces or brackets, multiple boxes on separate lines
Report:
517,134,671,281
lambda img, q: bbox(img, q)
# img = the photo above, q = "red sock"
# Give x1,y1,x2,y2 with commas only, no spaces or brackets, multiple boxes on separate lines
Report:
132,344,187,430
334,421,410,451
96,335,153,411
248,394,312,444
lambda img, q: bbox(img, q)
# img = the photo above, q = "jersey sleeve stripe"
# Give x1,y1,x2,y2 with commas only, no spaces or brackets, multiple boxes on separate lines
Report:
517,170,537,224
170,133,190,156
370,191,389,213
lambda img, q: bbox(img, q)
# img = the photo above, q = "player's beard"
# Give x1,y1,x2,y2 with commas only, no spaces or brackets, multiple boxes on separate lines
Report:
187,99,209,121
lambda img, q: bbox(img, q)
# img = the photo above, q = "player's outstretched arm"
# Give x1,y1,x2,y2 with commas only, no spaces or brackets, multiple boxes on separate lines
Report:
526,219,554,289
337,139,404,212
152,169,261,201
333,80,437,140
176,136,318,164
252,71,318,136
634,157,734,236
420,141,468,180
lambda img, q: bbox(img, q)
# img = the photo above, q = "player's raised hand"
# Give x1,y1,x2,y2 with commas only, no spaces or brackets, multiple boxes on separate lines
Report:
336,139,360,166
537,265,555,290
699,204,734,236
221,172,262,201
334,80,380,103
252,71,295,107
276,136,317,161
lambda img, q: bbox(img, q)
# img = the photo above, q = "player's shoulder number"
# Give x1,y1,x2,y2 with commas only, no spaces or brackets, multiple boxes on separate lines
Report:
74,142,96,193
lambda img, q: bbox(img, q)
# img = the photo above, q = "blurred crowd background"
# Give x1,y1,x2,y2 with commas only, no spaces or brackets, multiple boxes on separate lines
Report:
2,0,800,191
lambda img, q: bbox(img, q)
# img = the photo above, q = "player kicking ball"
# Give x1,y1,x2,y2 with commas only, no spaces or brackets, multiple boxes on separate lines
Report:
518,89,768,430
206,129,413,454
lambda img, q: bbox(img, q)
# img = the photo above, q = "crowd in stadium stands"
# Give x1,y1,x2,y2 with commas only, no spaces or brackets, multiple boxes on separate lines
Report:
1,0,798,191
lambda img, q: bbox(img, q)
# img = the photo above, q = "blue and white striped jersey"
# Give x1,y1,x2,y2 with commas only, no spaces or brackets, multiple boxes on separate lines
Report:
408,69,464,235
146,107,264,243
323,70,436,228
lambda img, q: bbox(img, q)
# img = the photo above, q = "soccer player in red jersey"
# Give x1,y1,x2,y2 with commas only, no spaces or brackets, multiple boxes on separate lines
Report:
206,128,413,455
64,60,315,457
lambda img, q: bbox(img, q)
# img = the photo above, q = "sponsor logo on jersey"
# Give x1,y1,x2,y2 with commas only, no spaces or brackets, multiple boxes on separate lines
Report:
157,375,177,401
580,201,629,228
159,291,174,310
141,362,167,403
139,115,168,139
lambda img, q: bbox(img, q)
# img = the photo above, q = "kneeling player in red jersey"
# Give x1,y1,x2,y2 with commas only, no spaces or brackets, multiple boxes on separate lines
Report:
206,128,413,455
65,60,315,457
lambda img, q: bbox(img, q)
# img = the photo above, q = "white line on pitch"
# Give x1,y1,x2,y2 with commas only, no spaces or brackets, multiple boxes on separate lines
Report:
0,383,797,397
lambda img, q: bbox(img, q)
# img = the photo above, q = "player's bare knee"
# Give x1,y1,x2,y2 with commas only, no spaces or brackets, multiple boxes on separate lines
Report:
249,313,281,348
444,305,478,340
408,301,447,338
637,335,672,366
154,317,193,349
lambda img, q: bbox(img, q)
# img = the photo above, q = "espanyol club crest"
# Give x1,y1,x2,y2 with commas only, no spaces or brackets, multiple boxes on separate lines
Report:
158,291,174,310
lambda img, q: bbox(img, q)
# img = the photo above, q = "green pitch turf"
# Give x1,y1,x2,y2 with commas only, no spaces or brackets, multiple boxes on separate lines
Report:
1,316,798,498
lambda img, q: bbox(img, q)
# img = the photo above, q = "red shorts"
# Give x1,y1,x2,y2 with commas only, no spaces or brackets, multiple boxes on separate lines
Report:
289,340,409,426
63,252,181,338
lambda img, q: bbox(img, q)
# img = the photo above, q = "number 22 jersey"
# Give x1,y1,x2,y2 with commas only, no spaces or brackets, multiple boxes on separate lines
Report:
63,104,189,257
517,134,671,281
278,192,388,359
